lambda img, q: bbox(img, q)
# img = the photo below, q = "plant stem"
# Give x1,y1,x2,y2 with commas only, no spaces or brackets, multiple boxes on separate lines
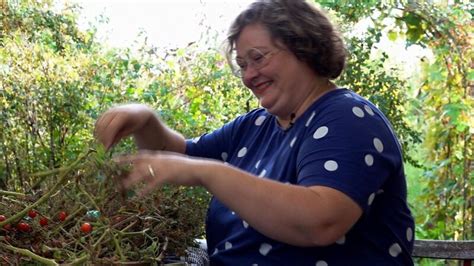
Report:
0,243,59,266
0,190,25,198
157,237,169,261
120,220,139,233
0,150,92,228
93,228,110,249
69,254,90,265
119,228,150,237
77,184,101,211
111,230,125,261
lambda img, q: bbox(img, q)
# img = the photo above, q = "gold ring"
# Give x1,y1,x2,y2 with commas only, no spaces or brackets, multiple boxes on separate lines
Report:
147,164,155,177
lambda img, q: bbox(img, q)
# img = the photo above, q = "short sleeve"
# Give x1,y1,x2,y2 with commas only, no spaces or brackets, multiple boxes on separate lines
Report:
296,94,402,212
185,113,250,162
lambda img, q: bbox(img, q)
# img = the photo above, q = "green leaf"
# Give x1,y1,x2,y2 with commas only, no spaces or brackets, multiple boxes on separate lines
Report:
387,30,398,41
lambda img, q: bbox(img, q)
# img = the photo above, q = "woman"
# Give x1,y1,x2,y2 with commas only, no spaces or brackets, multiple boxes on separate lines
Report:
95,0,415,264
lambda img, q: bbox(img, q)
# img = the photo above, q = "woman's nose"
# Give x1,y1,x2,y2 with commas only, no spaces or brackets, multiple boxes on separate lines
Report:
242,65,259,81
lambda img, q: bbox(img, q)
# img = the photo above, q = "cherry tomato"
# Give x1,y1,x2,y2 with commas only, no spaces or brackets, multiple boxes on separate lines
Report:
80,222,92,234
39,217,48,227
58,211,67,221
0,215,11,230
17,222,31,232
28,210,37,219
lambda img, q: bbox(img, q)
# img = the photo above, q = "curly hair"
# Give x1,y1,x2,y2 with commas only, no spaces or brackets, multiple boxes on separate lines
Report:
226,0,346,79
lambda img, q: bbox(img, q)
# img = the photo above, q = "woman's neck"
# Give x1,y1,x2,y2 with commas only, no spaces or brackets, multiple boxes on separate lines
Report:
278,79,336,129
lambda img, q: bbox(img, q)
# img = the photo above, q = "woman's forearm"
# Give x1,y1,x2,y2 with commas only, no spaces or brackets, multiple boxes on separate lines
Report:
134,114,186,153
193,159,361,247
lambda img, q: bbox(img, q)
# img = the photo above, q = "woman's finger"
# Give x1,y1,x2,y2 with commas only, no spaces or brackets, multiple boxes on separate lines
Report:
122,166,147,189
95,112,120,150
113,154,136,165
137,173,161,198
122,160,159,188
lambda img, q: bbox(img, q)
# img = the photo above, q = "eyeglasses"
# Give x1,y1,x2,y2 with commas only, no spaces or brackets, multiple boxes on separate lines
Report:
231,48,280,77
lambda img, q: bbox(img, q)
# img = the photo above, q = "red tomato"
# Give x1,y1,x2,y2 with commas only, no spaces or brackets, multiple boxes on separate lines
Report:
0,215,10,230
80,222,92,234
39,217,48,227
17,222,31,232
28,210,37,219
58,211,67,221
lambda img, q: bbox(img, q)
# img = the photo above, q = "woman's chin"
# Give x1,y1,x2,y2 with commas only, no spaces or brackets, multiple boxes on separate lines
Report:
261,103,277,114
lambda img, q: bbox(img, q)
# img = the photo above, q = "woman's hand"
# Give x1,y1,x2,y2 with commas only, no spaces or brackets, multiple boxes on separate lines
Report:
115,150,361,246
95,104,155,150
115,151,203,197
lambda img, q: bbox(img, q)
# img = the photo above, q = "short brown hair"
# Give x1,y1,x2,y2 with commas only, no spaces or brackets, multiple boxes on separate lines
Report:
226,0,346,79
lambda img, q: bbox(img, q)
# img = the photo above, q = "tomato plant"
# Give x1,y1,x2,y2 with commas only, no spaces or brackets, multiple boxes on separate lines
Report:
0,215,5,221
80,222,92,234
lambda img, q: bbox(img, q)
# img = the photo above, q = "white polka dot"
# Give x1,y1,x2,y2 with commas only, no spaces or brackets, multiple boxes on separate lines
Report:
389,243,402,257
252,264,258,266
364,105,374,116
243,220,249,228
406,227,413,242
259,243,272,256
305,111,316,127
377,189,384,194
324,160,338,171
212,248,218,255
352,106,365,118
344,93,353,98
316,261,328,266
255,160,261,169
237,147,248,157
258,169,267,178
290,136,297,147
221,152,228,161
365,154,374,166
231,211,235,215
255,116,266,126
336,235,346,244
373,138,384,153
192,136,201,143
313,126,328,139
225,241,232,250
368,193,375,205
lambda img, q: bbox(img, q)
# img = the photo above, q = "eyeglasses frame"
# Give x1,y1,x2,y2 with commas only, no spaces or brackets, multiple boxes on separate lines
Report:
232,47,280,77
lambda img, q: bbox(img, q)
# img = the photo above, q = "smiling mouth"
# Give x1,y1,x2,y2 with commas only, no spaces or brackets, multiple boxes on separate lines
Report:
254,81,272,91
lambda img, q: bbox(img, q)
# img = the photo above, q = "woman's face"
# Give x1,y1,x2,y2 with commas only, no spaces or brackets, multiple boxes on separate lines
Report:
235,23,316,118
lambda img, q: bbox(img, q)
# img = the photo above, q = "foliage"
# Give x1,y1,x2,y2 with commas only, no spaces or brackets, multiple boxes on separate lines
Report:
0,0,254,186
397,1,473,241
0,146,206,264
0,1,97,189
0,0,253,262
